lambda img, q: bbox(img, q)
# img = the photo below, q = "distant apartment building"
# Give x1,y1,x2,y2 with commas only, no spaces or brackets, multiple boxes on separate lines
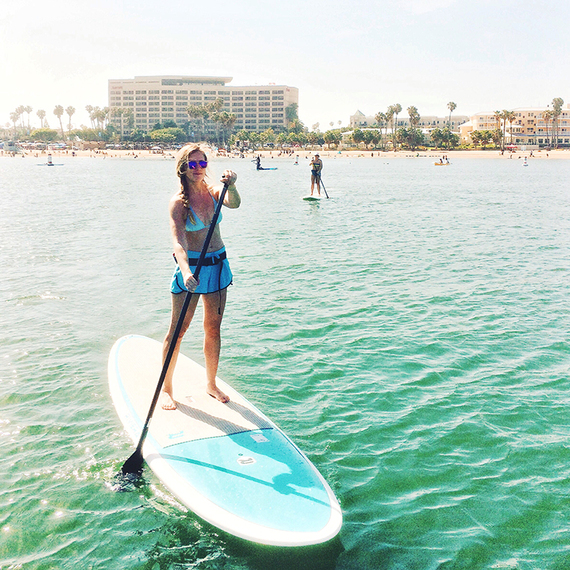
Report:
349,110,469,132
460,106,570,148
108,75,299,135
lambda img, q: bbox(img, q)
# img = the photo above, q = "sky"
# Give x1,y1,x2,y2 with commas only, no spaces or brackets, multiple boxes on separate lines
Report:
1,0,569,132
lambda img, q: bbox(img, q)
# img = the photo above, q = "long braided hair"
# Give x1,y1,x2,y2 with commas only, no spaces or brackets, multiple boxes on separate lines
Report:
175,143,210,225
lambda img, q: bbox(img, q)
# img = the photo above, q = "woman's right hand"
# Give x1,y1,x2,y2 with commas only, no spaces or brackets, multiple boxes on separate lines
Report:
183,272,199,292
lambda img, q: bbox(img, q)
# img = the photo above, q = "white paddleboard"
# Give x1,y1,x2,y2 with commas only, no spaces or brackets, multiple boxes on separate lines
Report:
302,195,323,201
109,335,342,546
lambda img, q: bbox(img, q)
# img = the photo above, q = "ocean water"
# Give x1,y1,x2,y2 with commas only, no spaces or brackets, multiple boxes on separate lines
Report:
1,153,569,569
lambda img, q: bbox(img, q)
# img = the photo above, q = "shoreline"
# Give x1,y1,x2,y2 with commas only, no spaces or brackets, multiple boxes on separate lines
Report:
2,148,568,161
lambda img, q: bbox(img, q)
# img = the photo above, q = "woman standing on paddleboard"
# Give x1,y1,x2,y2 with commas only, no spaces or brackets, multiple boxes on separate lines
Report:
161,143,241,410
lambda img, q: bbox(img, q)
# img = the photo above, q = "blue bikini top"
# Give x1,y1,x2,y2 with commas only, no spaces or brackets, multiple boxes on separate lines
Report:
185,194,222,232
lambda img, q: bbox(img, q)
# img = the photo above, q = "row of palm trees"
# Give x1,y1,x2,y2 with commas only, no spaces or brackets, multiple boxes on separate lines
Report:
369,102,458,150
9,105,77,137
492,98,565,150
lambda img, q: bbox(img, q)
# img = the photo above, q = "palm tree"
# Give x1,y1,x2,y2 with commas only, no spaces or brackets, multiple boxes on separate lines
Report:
392,104,402,149
505,110,516,147
497,110,509,152
85,105,95,128
493,111,502,131
24,106,33,132
37,109,46,128
408,106,420,128
53,105,65,139
541,109,554,148
9,111,19,136
16,105,26,128
186,105,202,141
407,106,421,150
447,102,457,128
220,112,237,146
385,106,394,148
552,97,564,148
375,111,387,149
285,103,298,127
65,106,76,134
110,107,124,139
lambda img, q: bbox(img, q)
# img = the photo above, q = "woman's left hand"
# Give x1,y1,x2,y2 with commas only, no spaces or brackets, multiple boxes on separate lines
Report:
221,170,237,186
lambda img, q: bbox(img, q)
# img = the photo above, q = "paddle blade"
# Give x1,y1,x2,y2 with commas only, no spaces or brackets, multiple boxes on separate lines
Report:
121,449,144,476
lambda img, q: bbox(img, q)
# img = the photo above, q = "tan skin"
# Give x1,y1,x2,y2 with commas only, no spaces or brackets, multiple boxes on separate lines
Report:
310,155,322,195
161,150,241,410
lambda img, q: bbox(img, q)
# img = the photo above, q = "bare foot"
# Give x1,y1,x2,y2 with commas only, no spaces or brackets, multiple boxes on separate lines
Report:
160,390,177,410
207,386,230,403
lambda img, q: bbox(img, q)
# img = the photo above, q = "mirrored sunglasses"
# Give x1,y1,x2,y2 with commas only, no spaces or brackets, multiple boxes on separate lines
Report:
188,160,208,170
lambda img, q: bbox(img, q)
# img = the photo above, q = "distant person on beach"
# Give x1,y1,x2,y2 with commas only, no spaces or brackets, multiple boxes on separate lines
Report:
161,143,241,410
310,154,323,195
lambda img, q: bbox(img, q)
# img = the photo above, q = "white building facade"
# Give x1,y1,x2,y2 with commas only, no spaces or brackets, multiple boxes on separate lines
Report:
460,106,570,148
108,75,299,135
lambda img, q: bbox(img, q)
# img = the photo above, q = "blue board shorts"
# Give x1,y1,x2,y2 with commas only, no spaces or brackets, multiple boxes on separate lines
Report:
170,246,233,295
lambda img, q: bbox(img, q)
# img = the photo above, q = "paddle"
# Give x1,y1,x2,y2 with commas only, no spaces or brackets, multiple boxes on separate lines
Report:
317,173,329,199
119,181,230,478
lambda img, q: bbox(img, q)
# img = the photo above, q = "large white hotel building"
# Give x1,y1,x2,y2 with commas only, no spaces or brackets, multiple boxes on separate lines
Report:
108,75,299,135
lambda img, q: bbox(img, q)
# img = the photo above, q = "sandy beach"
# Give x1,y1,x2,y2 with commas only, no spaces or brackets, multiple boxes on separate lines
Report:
3,147,569,161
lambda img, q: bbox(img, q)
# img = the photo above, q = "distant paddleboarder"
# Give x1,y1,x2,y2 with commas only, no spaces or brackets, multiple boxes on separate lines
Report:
256,155,262,170
47,154,53,165
310,153,323,196
161,143,241,410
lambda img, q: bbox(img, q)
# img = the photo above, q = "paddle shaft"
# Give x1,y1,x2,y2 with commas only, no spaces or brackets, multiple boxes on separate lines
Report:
121,182,230,475
317,173,329,198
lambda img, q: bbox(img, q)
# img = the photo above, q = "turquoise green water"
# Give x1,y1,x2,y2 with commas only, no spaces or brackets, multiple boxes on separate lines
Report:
1,154,569,569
